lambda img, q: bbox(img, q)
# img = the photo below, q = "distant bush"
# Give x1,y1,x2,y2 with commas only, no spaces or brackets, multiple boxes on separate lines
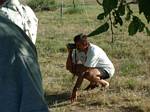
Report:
27,0,57,11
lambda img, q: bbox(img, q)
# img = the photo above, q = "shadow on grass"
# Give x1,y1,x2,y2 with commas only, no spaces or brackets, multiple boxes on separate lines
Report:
121,106,144,112
45,91,71,108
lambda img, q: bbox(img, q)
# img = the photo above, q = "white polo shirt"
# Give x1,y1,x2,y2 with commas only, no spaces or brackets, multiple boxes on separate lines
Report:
72,43,115,77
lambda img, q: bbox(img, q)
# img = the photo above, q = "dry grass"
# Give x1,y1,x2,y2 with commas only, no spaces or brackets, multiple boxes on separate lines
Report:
32,0,150,111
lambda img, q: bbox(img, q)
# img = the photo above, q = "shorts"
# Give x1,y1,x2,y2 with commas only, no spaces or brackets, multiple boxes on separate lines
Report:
97,68,110,79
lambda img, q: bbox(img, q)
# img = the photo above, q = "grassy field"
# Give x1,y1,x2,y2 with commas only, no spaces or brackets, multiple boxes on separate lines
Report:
33,0,150,112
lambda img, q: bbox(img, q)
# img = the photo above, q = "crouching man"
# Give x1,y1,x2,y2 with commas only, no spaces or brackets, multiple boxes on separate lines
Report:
66,33,115,102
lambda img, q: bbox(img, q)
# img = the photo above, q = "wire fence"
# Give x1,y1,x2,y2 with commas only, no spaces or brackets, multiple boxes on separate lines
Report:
59,4,97,18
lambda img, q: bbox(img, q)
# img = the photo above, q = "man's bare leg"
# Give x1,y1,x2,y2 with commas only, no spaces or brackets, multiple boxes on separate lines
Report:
83,69,109,89
84,82,99,90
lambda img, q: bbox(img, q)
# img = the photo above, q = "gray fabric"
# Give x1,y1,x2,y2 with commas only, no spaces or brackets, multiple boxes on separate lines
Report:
0,15,48,112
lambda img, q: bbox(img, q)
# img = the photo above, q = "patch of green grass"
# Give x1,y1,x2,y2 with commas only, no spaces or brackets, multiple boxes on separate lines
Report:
126,79,136,90
120,59,139,76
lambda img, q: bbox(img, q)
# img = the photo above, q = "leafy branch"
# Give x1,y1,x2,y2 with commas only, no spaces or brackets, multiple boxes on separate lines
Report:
88,0,150,42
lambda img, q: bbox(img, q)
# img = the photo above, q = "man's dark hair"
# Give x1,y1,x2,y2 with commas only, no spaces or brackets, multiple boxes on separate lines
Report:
74,33,87,43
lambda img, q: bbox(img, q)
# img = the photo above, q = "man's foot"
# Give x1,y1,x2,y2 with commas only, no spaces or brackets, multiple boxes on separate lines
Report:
101,81,109,88
84,83,99,90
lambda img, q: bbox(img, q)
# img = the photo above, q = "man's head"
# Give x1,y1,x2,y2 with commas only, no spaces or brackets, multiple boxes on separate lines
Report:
74,33,89,51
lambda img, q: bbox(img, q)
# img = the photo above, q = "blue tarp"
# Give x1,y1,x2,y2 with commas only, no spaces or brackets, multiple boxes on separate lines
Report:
0,15,49,112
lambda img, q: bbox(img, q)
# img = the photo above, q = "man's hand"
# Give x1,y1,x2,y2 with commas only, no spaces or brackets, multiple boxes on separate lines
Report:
70,75,84,103
66,47,74,71
67,47,73,53
70,91,77,103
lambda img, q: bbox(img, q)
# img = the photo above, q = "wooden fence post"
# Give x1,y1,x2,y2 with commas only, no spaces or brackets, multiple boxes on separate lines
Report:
60,0,63,18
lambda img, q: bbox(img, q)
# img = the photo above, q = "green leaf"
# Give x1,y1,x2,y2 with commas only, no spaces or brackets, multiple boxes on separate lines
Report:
117,16,123,26
128,19,139,35
87,22,109,37
113,10,123,26
97,13,106,20
103,0,118,15
116,10,123,26
145,16,150,23
118,2,125,16
138,0,150,23
128,16,146,34
132,16,138,21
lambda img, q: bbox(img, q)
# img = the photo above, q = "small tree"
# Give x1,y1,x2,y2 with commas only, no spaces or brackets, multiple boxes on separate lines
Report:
88,0,150,42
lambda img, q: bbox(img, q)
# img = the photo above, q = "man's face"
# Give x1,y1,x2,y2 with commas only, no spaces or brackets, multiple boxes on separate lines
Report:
76,41,88,52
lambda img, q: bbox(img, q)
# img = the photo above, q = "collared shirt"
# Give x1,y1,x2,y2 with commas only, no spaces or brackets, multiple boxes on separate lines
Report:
0,0,38,44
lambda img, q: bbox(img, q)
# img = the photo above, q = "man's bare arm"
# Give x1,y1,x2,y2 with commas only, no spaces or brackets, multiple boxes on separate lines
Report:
66,49,73,72
71,74,84,102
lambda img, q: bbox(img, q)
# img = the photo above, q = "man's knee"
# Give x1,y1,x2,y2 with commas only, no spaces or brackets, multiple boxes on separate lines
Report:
83,71,95,81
